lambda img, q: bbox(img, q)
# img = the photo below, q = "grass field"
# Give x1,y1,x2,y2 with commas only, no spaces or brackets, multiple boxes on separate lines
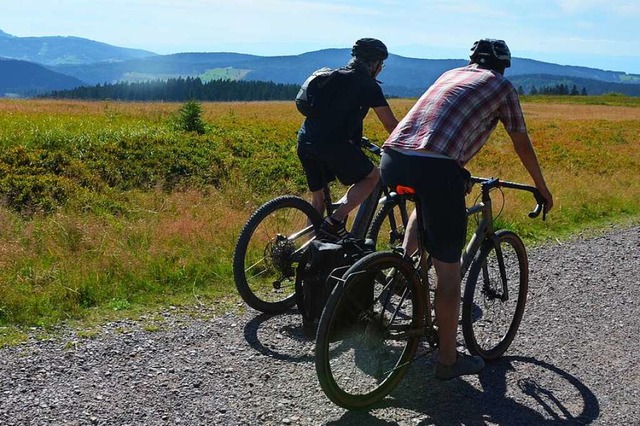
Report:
0,95,639,343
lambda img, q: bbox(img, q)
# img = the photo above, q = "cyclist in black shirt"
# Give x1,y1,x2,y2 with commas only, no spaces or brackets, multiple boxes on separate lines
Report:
297,38,400,240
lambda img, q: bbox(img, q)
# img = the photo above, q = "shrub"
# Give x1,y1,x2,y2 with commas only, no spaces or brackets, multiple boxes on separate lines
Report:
0,147,97,215
174,100,206,134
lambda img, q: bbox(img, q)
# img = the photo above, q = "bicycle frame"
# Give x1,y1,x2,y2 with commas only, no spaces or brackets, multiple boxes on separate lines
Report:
277,182,389,264
351,180,388,238
460,178,498,277
462,177,543,270
411,177,545,339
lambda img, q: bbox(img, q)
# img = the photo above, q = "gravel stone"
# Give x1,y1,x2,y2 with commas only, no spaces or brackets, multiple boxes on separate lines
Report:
0,225,638,425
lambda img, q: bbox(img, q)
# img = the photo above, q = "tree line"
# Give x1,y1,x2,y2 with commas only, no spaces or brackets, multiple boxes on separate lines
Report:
517,84,588,96
42,77,300,101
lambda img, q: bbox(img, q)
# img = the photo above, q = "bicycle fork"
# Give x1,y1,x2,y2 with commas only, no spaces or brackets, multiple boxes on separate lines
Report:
482,234,510,302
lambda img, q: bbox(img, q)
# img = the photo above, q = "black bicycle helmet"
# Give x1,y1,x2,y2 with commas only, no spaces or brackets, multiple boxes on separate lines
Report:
351,38,389,62
469,38,511,69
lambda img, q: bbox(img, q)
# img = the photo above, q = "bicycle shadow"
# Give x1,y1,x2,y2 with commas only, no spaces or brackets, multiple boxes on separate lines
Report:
242,309,317,363
242,308,411,367
326,355,600,425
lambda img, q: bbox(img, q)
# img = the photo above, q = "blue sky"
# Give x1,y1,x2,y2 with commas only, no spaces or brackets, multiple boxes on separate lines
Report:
2,0,640,74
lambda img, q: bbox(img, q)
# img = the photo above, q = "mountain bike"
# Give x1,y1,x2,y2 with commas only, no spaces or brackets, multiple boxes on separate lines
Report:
232,139,410,314
314,176,547,409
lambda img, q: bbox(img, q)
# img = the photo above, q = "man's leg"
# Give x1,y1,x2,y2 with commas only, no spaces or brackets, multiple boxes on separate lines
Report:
402,209,419,255
310,188,325,217
330,167,380,222
432,258,462,365
432,257,484,380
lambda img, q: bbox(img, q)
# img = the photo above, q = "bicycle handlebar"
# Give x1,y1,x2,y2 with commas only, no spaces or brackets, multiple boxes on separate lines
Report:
470,176,547,221
353,141,547,220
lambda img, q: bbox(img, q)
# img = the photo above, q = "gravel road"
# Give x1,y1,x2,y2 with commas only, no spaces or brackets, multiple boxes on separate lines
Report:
1,225,639,425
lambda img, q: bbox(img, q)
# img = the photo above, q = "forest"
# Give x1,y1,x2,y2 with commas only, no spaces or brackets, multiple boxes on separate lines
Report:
43,76,300,101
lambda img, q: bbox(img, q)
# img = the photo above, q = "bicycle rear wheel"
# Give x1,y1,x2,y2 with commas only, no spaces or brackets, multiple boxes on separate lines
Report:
233,196,322,313
315,251,424,409
366,198,409,251
462,230,528,360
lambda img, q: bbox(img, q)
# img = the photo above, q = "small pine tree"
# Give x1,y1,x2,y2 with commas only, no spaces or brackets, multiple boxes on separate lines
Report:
176,100,206,134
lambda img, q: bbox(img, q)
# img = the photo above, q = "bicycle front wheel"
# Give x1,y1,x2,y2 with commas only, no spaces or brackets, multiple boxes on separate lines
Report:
366,198,409,251
462,230,528,360
232,196,322,313
315,251,424,409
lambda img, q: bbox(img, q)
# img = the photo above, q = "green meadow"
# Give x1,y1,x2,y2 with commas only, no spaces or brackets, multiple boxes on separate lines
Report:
0,96,638,344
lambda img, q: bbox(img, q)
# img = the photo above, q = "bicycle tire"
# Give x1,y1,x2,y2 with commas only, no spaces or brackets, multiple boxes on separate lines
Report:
315,251,424,409
366,198,409,251
461,230,528,360
233,195,323,313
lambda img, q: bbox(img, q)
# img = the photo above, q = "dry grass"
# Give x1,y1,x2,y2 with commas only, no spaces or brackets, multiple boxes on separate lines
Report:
523,103,640,121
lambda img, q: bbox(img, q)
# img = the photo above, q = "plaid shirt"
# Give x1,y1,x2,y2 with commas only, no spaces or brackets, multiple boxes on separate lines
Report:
383,65,527,165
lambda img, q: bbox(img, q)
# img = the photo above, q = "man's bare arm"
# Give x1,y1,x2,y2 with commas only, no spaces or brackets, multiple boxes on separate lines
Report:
509,131,554,212
373,106,399,134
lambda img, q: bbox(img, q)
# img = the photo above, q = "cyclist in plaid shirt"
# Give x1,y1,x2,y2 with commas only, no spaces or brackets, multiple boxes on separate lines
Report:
381,39,553,380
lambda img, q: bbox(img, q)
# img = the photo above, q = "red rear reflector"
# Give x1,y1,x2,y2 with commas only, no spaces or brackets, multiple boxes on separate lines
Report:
396,185,416,195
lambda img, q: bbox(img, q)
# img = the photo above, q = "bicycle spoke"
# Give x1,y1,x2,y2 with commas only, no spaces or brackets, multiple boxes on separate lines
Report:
233,196,322,313
316,252,423,408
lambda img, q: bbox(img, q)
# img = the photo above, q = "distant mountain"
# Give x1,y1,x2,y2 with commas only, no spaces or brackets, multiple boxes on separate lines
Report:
510,59,640,84
0,58,84,96
49,52,264,85
0,28,156,65
46,49,640,98
2,28,640,98
46,49,471,89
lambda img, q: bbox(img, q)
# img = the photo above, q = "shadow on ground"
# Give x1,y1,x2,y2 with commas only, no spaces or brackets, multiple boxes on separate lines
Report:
328,355,599,425
242,311,599,425
243,310,316,362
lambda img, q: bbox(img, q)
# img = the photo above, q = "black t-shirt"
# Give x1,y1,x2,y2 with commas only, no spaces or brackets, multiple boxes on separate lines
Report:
298,67,388,145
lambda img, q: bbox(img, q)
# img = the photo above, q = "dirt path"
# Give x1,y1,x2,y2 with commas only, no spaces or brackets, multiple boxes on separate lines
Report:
1,226,639,425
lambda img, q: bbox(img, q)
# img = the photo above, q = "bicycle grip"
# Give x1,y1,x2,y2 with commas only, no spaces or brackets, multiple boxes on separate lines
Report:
528,190,547,221
528,203,544,220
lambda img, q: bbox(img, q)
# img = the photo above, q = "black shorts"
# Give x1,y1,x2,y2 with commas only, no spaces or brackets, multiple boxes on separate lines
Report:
297,140,374,192
380,148,469,263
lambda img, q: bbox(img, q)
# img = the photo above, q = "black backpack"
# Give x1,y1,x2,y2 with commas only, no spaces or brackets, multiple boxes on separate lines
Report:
294,238,374,334
295,67,354,118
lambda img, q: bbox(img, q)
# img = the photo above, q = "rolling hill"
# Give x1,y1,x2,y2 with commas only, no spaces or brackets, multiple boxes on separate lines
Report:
47,49,640,98
0,28,156,65
1,27,640,98
0,58,84,96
